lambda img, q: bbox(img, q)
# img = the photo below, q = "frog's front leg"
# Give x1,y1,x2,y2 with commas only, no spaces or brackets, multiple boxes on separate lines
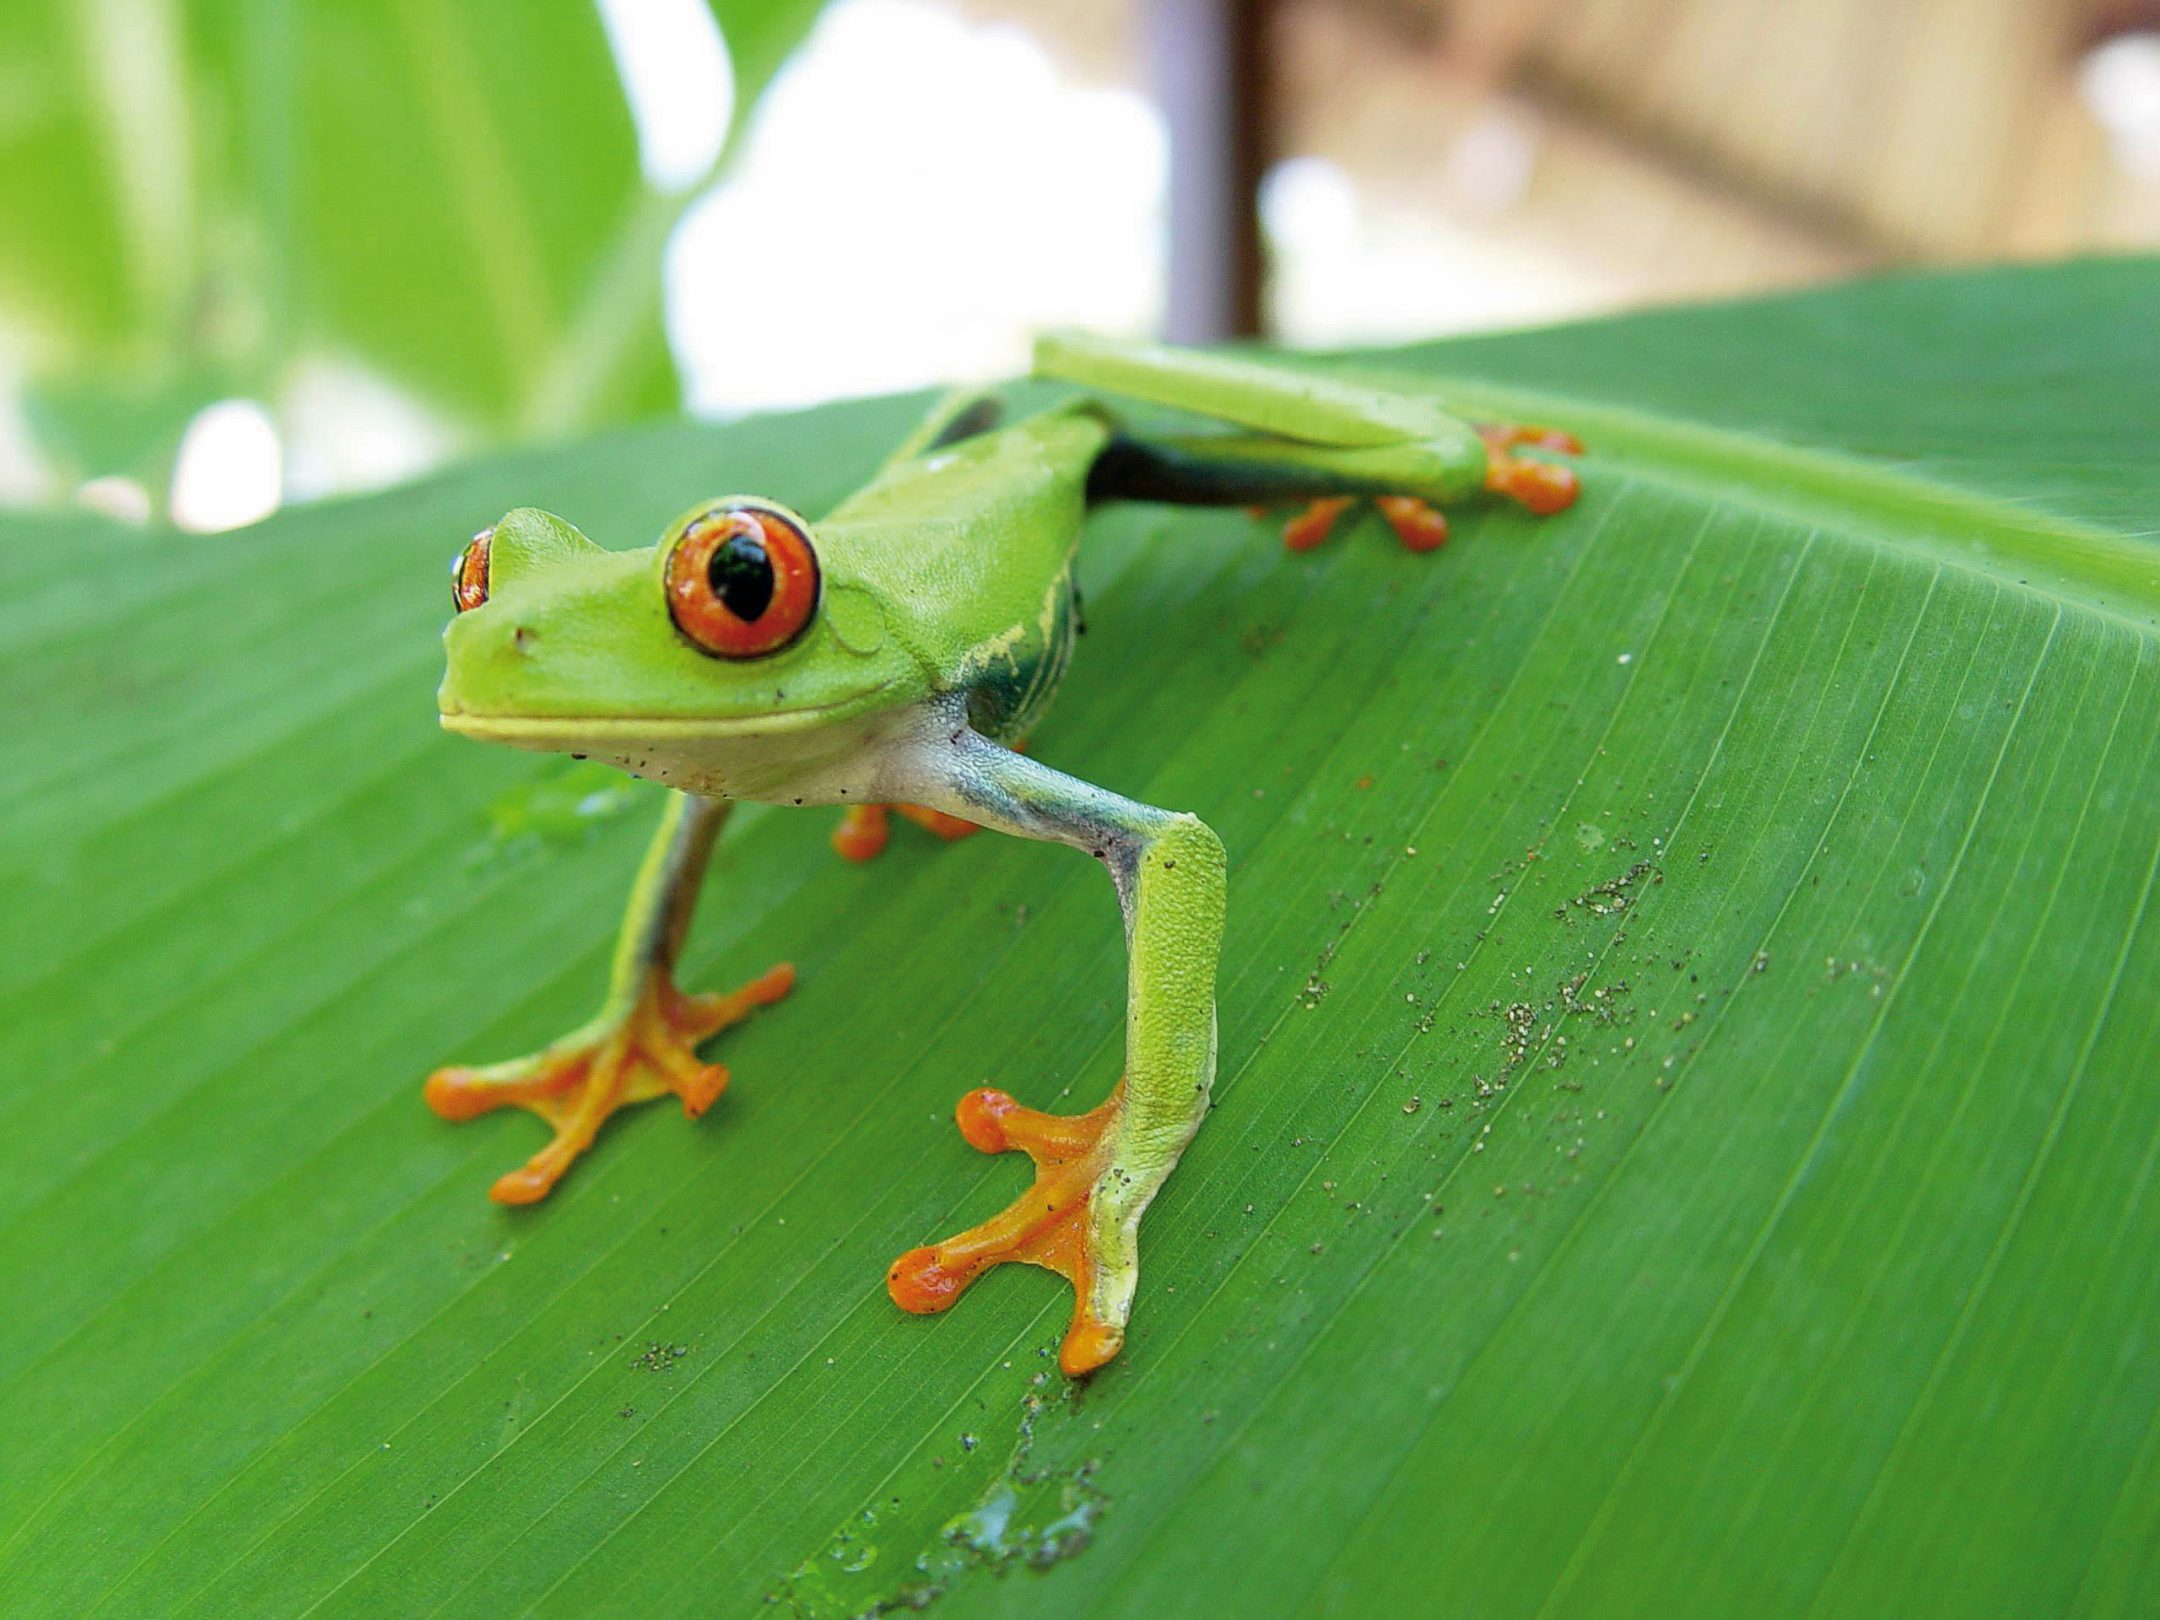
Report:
425,791,793,1203
882,723,1225,1375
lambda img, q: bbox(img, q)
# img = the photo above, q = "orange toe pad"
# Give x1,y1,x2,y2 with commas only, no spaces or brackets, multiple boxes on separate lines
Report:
1268,421,1582,551
1478,421,1582,515
425,963,793,1203
833,802,982,861
888,1083,1127,1376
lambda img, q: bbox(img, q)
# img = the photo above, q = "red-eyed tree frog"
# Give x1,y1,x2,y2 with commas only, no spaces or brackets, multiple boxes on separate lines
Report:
430,331,1582,1376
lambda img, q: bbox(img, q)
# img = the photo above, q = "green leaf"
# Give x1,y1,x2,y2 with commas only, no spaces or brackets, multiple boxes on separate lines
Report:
709,0,828,146
268,0,670,431
0,1,654,441
2,260,2156,1617
0,1,830,488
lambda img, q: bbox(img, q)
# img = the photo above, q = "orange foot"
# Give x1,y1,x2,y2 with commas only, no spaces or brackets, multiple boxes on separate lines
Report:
424,962,794,1203
1477,420,1583,516
888,1083,1127,1376
1268,419,1583,552
832,801,983,860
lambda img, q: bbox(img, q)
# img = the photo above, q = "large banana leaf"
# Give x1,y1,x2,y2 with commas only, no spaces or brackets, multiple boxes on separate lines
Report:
2,261,2156,1616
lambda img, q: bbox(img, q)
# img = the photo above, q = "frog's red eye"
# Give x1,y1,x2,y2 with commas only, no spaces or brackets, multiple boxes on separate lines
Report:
452,527,493,612
664,505,820,659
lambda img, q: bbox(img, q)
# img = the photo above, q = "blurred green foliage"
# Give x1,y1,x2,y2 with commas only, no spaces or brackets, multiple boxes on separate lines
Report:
0,0,823,500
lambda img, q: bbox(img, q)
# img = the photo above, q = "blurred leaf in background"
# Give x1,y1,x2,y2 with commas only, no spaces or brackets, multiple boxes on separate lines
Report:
0,0,825,514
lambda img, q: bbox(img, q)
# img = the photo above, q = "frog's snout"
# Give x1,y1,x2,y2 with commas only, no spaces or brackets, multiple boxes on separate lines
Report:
439,600,539,719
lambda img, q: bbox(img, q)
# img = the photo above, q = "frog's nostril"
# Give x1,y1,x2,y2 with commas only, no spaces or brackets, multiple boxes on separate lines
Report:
512,625,538,653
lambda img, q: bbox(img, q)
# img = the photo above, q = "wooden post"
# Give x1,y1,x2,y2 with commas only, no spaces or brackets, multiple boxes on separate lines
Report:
1146,0,1269,343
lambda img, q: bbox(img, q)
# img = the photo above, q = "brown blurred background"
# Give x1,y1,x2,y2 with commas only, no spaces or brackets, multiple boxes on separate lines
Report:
1028,0,2160,340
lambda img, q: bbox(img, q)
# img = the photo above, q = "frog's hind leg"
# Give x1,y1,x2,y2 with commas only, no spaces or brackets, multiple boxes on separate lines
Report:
1473,421,1584,516
1035,328,1582,552
1272,423,1580,550
831,801,982,861
1278,494,1448,553
424,792,794,1202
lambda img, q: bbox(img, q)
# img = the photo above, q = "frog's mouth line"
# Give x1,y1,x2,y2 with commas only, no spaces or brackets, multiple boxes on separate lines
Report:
439,687,896,744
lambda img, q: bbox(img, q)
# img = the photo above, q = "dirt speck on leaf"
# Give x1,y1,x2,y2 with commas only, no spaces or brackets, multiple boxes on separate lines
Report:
1560,860,1661,921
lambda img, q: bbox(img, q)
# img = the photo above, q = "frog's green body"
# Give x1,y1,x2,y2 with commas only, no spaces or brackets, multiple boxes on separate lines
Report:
441,408,1099,800
429,332,1580,1375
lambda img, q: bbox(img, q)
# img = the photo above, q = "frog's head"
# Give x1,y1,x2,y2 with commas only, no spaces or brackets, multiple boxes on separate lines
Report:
438,501,925,794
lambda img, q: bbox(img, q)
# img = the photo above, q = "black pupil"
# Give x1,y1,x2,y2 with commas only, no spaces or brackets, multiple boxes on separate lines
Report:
706,529,775,622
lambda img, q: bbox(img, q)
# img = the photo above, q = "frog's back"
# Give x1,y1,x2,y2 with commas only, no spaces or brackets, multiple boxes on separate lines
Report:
818,403,1109,740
